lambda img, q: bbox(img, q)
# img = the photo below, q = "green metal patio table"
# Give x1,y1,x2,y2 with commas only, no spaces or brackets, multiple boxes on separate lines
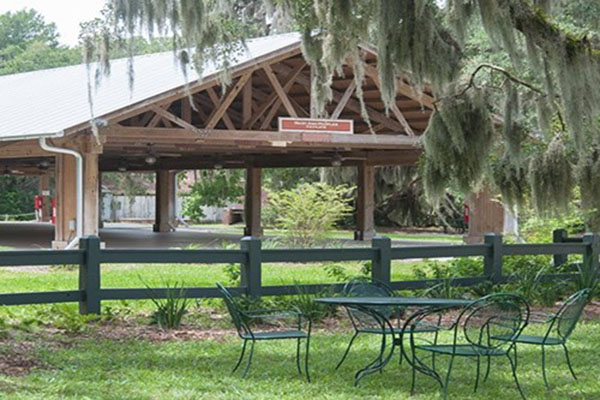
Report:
315,296,472,385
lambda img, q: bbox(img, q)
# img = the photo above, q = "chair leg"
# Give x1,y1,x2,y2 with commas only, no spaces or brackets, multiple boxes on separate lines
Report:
232,340,247,374
378,334,385,374
507,348,526,400
474,356,481,393
335,331,359,370
542,345,549,390
305,324,312,383
241,340,255,379
410,344,417,395
483,355,491,382
296,338,302,375
562,343,578,381
443,355,455,400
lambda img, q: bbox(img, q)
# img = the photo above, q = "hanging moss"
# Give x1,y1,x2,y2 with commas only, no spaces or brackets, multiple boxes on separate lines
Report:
422,89,494,205
576,147,600,212
492,154,528,211
528,135,573,213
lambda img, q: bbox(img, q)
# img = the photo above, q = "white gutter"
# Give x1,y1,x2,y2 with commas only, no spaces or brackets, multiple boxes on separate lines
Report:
38,137,83,249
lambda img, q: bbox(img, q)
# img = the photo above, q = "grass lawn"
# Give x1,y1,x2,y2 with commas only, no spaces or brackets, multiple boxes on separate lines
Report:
0,317,598,399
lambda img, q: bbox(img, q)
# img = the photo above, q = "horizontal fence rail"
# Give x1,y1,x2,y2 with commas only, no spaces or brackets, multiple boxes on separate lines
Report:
0,229,597,314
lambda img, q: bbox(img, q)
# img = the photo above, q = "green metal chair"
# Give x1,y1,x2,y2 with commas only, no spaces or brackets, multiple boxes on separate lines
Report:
216,283,312,381
496,288,590,390
405,293,530,399
335,278,399,370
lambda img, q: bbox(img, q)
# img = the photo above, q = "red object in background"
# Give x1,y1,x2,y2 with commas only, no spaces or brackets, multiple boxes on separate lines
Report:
51,198,56,225
463,204,470,225
34,195,43,210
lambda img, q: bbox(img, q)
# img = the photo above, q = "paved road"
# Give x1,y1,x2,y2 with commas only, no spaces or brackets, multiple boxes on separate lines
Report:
0,222,457,249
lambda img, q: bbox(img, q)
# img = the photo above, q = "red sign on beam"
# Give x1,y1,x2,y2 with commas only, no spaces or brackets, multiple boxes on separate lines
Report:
279,117,354,134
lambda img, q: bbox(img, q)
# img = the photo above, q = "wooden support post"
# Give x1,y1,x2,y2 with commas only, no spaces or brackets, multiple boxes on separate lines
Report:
355,163,375,241
553,229,568,268
244,167,262,237
582,233,600,274
83,153,99,236
240,237,262,298
484,233,503,283
153,170,175,232
79,235,101,315
53,154,77,248
372,236,391,285
242,75,253,129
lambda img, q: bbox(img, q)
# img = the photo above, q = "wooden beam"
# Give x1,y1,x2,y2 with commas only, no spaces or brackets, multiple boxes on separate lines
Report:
331,79,356,119
206,87,236,130
263,65,298,118
105,126,421,150
242,75,253,129
364,66,415,136
149,105,201,133
83,153,99,236
181,97,192,123
248,62,306,129
205,73,251,129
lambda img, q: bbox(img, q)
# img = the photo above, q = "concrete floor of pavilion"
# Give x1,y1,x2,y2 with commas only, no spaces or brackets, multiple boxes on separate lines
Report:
0,222,454,250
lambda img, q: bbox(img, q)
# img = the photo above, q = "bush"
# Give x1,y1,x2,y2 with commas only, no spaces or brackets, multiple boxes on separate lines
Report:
182,170,243,223
267,182,354,247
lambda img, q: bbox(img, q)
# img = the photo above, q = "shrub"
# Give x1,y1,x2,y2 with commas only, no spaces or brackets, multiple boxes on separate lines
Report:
267,182,354,247
148,282,190,329
42,305,99,333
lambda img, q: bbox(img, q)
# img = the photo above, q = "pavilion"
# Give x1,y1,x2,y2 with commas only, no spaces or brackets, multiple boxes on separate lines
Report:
0,32,438,248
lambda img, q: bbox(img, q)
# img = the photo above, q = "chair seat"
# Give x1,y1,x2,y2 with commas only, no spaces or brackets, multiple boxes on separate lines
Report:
241,330,308,340
494,333,563,346
415,344,506,357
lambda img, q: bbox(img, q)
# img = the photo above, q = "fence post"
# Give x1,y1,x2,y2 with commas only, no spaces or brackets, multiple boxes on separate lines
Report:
553,229,568,268
484,233,503,283
79,236,101,315
582,233,600,271
240,236,262,297
372,236,391,285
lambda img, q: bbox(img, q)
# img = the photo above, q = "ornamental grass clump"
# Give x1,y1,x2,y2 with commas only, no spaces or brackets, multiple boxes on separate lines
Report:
148,282,190,330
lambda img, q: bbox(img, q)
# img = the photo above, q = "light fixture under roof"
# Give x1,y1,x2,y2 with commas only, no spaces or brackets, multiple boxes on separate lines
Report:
214,163,223,170
145,143,157,165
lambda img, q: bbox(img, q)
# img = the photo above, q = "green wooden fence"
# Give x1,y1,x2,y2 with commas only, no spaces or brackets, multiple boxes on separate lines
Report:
0,232,598,315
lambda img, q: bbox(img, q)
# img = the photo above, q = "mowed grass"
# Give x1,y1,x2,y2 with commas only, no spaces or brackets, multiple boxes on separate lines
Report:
0,321,599,399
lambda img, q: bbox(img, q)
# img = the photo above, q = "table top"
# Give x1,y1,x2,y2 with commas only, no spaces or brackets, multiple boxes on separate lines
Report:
314,296,473,307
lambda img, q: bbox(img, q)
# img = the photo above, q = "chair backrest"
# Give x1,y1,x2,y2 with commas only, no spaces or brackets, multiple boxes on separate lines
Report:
555,289,590,340
343,278,395,327
216,282,251,337
459,293,529,352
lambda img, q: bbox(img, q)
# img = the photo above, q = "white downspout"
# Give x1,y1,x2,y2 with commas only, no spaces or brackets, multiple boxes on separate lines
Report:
39,137,83,249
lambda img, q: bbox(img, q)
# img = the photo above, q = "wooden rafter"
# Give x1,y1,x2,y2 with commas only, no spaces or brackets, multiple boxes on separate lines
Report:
273,64,405,132
248,62,306,129
263,65,298,118
364,66,415,136
206,88,236,130
149,105,201,133
242,76,253,129
205,72,251,129
331,80,356,119
181,97,192,123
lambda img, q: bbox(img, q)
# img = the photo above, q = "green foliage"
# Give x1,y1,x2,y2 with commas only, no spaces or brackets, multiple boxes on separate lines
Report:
0,9,80,75
182,171,243,223
574,257,600,299
267,182,353,247
503,255,568,306
270,284,336,323
414,257,489,299
43,305,99,333
148,282,190,329
0,176,38,219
